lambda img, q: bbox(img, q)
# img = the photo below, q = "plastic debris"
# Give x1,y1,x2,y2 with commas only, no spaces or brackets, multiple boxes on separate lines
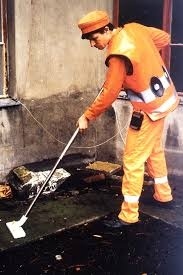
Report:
55,255,62,261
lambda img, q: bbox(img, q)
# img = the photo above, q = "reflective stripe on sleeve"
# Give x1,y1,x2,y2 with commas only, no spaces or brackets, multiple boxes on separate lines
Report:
154,176,168,184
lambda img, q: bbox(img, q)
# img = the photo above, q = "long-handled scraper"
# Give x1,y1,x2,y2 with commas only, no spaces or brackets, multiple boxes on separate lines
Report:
6,128,79,239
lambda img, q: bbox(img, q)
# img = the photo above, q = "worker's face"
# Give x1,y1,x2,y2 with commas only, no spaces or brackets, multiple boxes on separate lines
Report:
88,27,111,50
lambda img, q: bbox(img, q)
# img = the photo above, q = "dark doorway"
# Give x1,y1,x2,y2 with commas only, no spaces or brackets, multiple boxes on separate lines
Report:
118,0,164,28
170,0,183,92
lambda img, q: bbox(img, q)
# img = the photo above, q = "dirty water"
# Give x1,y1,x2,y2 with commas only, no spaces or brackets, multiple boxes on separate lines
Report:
0,160,123,251
0,213,183,275
0,158,183,274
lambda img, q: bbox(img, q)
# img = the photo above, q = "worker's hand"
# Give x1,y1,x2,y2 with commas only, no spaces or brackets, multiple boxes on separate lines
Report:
77,114,89,133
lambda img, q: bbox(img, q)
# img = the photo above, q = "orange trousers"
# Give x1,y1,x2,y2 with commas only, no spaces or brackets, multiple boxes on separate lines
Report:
118,112,172,223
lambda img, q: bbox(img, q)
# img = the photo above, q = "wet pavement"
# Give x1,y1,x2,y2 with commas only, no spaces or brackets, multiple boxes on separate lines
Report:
0,213,183,274
140,175,183,229
0,160,183,274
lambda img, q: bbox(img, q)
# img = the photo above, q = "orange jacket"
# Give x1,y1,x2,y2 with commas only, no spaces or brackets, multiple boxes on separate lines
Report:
84,56,126,120
84,23,179,121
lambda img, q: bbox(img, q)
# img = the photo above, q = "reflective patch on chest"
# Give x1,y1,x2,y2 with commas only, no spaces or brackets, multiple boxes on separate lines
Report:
150,77,164,97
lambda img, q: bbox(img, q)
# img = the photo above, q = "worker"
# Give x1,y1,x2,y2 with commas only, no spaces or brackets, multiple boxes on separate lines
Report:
76,10,179,227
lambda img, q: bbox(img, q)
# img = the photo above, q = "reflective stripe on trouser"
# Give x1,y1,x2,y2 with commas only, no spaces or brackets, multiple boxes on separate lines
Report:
147,147,172,202
118,113,172,223
153,176,172,202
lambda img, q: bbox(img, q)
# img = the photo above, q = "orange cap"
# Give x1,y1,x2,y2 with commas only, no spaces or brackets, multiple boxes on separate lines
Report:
78,10,110,36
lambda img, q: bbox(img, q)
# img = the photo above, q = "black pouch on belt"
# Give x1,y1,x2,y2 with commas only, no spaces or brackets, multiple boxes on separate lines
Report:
130,111,144,130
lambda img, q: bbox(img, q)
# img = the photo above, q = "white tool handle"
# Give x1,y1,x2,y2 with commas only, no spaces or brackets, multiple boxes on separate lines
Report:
24,127,79,217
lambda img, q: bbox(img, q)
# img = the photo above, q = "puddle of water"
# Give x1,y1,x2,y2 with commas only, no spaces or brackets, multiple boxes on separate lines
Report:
1,161,183,274
0,213,183,275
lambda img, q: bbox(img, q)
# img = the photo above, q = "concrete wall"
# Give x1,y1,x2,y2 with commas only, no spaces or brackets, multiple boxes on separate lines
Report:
0,0,115,180
164,102,183,176
15,0,113,99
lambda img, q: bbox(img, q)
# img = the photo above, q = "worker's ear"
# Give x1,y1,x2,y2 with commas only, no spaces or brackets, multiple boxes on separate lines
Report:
104,26,109,33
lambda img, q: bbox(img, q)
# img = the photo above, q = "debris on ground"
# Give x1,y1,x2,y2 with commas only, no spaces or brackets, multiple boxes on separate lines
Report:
86,161,121,174
4,160,154,202
0,183,12,199
83,173,106,184
85,161,122,189
0,213,183,274
10,166,71,199
13,166,32,184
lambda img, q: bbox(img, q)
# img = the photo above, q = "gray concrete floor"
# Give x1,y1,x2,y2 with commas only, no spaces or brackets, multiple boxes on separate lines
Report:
140,175,183,229
0,190,121,251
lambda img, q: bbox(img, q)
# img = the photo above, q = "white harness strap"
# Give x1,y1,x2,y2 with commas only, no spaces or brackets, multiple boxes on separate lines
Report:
127,73,170,104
